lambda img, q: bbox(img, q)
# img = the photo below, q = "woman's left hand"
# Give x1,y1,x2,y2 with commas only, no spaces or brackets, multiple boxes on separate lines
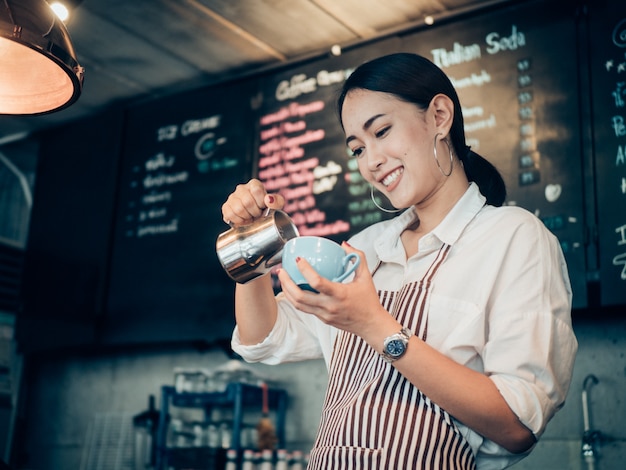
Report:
277,242,388,338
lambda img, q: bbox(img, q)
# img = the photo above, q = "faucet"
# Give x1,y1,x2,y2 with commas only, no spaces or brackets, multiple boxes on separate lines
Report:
582,374,599,470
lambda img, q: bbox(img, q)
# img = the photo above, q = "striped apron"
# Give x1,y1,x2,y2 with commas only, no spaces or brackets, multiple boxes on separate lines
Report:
308,244,476,469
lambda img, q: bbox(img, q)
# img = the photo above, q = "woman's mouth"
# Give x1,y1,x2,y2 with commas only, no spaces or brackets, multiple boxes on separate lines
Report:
381,167,404,187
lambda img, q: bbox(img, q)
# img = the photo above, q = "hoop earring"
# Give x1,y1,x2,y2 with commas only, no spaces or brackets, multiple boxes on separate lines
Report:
370,185,402,213
433,133,454,177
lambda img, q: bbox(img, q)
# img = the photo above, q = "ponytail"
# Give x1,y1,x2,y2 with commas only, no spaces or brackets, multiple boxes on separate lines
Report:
460,148,506,207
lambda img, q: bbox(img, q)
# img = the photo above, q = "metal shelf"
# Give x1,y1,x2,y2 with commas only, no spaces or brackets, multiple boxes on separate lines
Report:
155,383,287,470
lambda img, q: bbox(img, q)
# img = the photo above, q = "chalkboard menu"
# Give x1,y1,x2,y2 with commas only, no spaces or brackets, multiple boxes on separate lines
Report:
588,1,626,306
105,80,256,344
401,0,588,308
253,38,405,237
252,38,403,289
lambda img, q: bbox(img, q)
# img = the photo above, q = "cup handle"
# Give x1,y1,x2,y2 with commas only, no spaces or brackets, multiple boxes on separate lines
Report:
333,253,361,283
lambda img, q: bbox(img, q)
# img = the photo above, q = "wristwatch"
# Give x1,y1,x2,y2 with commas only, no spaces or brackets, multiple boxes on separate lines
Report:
381,327,412,363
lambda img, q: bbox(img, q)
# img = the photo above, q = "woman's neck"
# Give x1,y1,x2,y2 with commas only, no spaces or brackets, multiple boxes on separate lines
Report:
401,172,469,259
412,172,469,235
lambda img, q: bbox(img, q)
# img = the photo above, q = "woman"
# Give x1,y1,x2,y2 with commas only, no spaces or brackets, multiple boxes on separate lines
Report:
222,53,577,469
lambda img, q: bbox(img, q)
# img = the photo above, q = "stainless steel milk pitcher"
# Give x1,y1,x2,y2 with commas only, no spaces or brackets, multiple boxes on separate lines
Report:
216,209,299,284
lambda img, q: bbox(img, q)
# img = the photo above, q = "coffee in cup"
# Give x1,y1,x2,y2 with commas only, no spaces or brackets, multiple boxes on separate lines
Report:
281,236,360,292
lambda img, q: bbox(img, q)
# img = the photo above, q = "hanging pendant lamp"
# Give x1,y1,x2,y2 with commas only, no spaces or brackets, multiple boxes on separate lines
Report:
0,0,84,115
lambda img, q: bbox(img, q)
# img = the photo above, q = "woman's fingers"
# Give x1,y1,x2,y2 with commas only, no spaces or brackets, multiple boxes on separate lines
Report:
222,179,284,225
264,192,285,210
341,241,367,278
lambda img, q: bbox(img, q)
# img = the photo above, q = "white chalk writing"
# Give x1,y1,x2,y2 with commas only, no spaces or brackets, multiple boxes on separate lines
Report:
157,125,177,142
462,106,484,117
614,253,626,280
612,18,626,48
136,218,179,237
155,114,222,142
449,70,491,89
143,171,189,189
142,191,172,205
138,207,167,222
145,152,175,171
485,25,526,54
616,224,626,245
274,69,352,102
614,221,626,279
464,114,497,133
612,82,626,107
181,115,220,136
431,42,481,68
612,115,626,137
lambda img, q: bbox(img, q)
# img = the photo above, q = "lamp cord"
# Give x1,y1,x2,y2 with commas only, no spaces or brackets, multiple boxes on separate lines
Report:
43,16,55,38
2,0,16,25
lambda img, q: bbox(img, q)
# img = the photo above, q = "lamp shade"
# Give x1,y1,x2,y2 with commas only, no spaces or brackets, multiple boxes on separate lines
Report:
0,0,84,115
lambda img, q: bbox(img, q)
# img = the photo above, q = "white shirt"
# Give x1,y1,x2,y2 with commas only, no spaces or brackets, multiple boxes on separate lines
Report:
232,182,578,469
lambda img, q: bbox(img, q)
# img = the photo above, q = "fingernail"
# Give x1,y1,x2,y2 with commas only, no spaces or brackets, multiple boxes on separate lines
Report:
295,257,301,263
267,195,275,204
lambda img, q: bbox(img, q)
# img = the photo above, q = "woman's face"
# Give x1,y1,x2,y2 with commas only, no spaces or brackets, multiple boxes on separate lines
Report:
341,88,446,209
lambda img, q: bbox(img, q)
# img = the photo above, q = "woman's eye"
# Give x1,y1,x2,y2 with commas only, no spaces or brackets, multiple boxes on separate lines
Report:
375,126,390,138
350,147,364,158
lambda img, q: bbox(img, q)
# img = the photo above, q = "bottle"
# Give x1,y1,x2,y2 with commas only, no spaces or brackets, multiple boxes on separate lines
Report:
132,395,159,470
225,449,238,470
242,449,256,470
220,421,232,449
259,449,273,470
275,449,288,470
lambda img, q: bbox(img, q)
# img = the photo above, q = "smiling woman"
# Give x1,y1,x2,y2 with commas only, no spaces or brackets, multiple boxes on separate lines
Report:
223,52,577,469
337,53,506,208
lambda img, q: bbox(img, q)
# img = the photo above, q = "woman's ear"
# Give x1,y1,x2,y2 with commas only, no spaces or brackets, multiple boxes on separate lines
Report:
430,94,454,133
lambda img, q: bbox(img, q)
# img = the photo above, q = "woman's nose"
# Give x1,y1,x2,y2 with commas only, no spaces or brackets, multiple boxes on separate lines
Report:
366,147,385,171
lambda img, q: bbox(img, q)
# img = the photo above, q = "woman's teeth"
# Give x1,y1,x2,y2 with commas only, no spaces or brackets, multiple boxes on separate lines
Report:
382,168,403,187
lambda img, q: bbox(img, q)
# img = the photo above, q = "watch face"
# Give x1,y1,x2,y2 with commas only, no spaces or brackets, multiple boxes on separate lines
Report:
386,339,406,357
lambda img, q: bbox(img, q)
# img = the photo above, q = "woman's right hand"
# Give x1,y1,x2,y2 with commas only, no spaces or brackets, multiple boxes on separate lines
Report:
221,179,285,226
224,180,284,343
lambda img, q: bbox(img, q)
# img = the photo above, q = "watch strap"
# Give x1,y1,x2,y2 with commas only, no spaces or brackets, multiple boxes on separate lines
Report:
381,327,412,363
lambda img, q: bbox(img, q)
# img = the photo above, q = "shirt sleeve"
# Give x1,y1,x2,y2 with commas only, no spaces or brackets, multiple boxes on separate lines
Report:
483,213,578,439
231,292,333,366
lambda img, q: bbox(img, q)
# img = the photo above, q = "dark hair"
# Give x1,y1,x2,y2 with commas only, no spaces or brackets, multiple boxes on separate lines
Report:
337,53,506,206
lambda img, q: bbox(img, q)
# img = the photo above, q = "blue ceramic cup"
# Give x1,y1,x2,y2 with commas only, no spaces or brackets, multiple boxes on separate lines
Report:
281,236,360,292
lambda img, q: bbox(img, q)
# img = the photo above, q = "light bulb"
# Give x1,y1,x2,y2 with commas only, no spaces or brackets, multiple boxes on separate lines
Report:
49,2,70,21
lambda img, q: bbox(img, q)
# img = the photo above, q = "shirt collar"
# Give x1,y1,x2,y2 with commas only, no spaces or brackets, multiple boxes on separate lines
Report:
374,182,486,260
431,182,486,246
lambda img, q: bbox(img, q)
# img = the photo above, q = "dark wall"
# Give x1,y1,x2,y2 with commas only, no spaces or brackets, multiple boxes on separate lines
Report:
16,108,124,353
